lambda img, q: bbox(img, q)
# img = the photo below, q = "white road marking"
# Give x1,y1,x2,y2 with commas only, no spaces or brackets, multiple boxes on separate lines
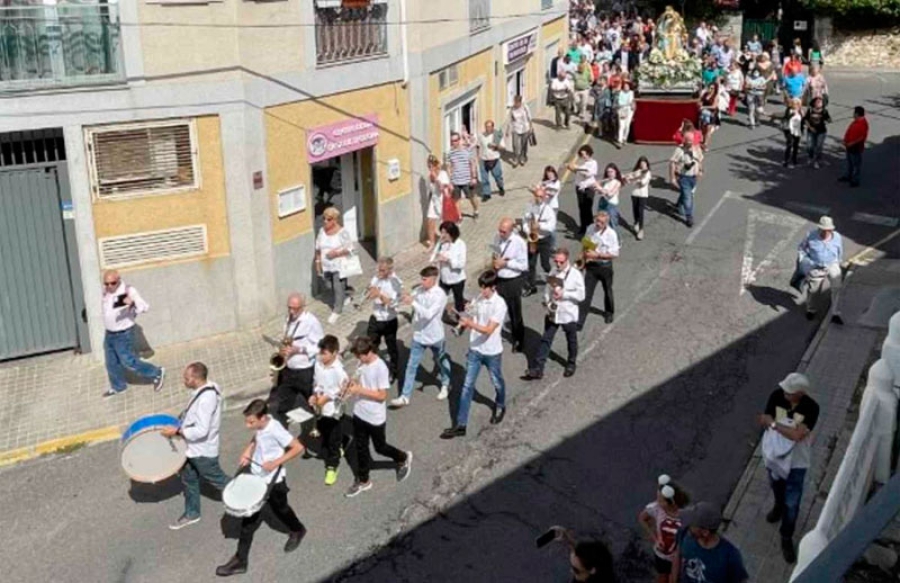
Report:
685,190,741,246
852,212,899,227
785,201,831,216
740,209,807,295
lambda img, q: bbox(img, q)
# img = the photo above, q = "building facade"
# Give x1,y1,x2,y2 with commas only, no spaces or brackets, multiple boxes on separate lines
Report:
0,0,567,363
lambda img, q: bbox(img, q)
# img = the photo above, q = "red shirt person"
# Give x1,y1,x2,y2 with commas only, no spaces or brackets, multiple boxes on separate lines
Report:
840,106,869,187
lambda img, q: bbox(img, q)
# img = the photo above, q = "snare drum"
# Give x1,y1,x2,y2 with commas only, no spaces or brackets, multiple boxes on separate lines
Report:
120,414,187,483
223,474,269,517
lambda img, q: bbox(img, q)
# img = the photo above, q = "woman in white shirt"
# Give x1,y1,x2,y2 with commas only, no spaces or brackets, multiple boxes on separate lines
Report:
782,98,803,168
541,165,562,249
566,144,599,236
434,221,467,312
593,163,623,230
624,156,652,240
425,155,450,253
616,81,636,147
506,95,533,167
726,61,744,117
315,207,354,324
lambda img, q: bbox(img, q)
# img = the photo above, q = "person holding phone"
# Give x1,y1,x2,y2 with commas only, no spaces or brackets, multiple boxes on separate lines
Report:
536,526,615,582
101,270,165,398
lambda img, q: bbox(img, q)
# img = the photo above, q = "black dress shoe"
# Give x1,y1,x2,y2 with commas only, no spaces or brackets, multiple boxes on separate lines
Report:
511,342,523,354
490,407,506,425
563,366,576,378
831,314,844,325
284,527,307,553
781,537,797,563
216,556,248,577
805,311,816,321
604,313,614,324
440,426,467,439
521,286,537,298
766,506,783,524
521,371,543,381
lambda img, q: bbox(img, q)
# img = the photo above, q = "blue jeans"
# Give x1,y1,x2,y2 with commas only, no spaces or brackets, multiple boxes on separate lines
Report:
456,350,506,427
676,174,697,222
104,328,162,392
597,198,620,230
400,339,451,398
807,131,826,162
479,160,504,198
845,150,862,185
768,467,807,538
181,456,231,518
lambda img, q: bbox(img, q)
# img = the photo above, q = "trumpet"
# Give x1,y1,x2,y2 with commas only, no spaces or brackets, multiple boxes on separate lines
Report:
351,285,379,310
269,335,293,372
543,275,564,315
574,236,598,271
445,296,483,336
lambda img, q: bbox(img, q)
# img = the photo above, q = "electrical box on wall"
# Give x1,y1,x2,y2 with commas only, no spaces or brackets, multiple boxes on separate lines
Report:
278,185,307,218
386,159,401,181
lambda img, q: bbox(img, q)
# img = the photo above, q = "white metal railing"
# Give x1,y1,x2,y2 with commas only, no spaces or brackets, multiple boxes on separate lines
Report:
469,0,490,34
0,2,124,91
314,0,389,66
791,311,900,580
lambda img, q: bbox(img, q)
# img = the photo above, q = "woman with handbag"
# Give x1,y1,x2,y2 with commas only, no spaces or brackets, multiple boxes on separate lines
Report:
425,155,450,252
315,207,356,324
506,95,533,167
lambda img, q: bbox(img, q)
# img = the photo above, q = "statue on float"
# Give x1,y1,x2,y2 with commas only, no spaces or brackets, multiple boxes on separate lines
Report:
656,5,688,60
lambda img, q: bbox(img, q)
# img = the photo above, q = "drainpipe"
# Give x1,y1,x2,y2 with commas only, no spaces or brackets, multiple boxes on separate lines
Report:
400,0,409,87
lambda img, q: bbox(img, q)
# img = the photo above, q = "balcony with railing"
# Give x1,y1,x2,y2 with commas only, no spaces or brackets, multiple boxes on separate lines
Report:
0,1,124,92
314,0,388,67
469,0,490,34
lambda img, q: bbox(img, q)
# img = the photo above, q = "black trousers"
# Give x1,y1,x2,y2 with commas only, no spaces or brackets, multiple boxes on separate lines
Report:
527,237,553,288
784,131,800,165
367,316,399,378
576,187,595,235
440,280,467,312
631,196,646,229
316,415,343,469
496,275,526,346
353,416,407,484
270,367,314,427
580,262,614,327
533,317,578,372
236,480,305,563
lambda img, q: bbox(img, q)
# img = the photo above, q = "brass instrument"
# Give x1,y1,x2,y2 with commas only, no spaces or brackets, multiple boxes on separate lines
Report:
543,275,564,315
445,296,483,336
527,214,540,254
574,236,598,271
269,335,293,372
351,285,380,310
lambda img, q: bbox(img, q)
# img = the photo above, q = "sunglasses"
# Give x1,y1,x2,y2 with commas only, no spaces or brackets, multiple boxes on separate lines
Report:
104,281,119,287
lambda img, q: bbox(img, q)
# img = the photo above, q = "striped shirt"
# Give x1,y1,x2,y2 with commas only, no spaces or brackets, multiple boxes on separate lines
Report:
446,147,472,185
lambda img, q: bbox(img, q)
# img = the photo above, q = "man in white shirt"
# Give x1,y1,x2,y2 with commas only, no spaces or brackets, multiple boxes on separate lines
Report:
523,247,586,380
578,211,620,330
392,266,451,407
493,218,529,352
550,68,575,129
270,293,324,427
100,270,165,397
695,21,709,47
523,185,558,297
668,132,704,228
441,271,508,439
477,120,506,201
345,337,412,498
216,399,307,577
365,257,403,382
162,362,228,530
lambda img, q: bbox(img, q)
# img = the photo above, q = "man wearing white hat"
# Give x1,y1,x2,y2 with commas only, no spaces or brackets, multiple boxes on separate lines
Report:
794,216,844,325
757,372,820,564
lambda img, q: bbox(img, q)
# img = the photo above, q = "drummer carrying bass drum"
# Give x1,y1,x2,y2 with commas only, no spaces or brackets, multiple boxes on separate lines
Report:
161,362,230,531
216,399,307,577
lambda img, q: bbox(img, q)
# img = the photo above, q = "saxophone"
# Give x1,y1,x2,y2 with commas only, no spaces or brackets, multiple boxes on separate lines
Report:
526,194,542,254
268,335,293,372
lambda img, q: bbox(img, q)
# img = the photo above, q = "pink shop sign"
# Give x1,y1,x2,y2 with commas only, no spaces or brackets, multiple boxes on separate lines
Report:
306,114,380,164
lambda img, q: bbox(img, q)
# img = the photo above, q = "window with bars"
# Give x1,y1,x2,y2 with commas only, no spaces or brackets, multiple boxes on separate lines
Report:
438,64,459,91
469,0,490,34
86,120,199,199
314,0,388,66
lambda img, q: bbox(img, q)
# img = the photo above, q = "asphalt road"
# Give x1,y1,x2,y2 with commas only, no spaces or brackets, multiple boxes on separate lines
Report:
2,71,898,583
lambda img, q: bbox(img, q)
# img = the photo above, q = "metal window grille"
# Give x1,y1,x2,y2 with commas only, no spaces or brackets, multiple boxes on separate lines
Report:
0,2,124,92
99,224,208,269
469,0,490,34
0,129,66,167
86,120,199,199
315,1,388,66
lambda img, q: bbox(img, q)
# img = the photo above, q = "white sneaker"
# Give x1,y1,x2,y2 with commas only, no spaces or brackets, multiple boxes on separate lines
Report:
327,312,339,324
437,386,449,400
389,396,410,408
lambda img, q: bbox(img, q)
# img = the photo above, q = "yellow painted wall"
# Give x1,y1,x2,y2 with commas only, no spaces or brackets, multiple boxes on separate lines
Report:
428,48,494,158
541,14,567,42
91,115,231,262
265,82,412,245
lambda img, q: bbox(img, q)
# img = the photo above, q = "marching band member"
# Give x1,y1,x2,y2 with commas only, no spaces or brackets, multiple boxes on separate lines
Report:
493,218,529,353
522,247,585,380
440,270,508,440
215,399,307,577
309,335,349,486
577,211,620,331
391,266,451,406
271,293,323,427
522,184,558,297
163,362,228,531
434,221,468,313
345,337,413,497
365,257,403,382
541,165,562,249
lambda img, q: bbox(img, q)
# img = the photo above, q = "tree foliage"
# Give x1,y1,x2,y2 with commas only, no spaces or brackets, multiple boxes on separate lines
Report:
803,0,900,24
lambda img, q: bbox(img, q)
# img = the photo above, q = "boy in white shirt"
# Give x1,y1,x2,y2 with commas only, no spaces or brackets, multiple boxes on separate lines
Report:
309,335,349,486
345,337,413,498
441,271,508,439
215,399,306,577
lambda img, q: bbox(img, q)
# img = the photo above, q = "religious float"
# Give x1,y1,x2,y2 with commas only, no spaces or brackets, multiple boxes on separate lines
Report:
631,6,702,144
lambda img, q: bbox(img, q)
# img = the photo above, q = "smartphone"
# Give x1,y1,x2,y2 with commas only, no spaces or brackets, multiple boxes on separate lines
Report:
535,528,557,549
113,294,128,308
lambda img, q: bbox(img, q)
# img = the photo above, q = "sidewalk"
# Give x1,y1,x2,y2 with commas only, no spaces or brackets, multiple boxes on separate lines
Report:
722,260,900,582
0,114,588,466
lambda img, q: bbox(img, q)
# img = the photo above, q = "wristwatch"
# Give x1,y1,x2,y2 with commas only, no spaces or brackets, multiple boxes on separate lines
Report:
770,421,778,430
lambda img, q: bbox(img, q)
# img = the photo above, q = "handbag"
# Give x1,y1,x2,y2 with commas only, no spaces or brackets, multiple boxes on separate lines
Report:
528,130,537,146
338,253,363,279
441,193,461,223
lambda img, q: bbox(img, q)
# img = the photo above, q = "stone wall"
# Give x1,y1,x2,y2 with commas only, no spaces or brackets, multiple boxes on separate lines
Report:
823,27,900,69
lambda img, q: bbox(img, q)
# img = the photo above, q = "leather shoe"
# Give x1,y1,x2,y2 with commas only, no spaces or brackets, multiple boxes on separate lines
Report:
563,366,576,378
781,537,796,564
490,407,506,425
521,286,537,298
520,371,543,381
831,314,844,325
216,556,247,577
604,313,614,324
766,506,782,524
284,527,307,553
440,426,467,439
512,342,524,354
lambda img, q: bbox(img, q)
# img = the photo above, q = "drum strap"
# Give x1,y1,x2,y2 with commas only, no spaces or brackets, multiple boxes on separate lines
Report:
179,385,221,424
